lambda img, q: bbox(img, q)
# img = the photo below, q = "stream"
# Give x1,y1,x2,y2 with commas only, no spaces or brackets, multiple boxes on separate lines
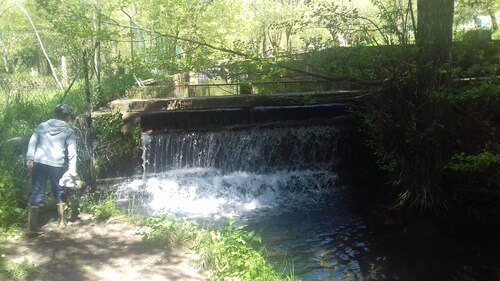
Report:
109,118,500,280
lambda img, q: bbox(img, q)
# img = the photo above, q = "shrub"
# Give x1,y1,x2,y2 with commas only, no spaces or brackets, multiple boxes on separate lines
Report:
446,151,500,187
141,215,198,248
0,168,28,229
79,193,117,222
360,78,500,218
92,109,141,178
197,220,285,281
443,151,500,220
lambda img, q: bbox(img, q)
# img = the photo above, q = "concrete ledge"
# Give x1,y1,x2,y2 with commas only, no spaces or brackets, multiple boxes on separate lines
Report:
109,91,372,133
109,90,370,113
140,103,349,131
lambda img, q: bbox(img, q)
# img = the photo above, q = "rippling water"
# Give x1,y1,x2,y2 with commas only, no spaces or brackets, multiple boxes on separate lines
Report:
110,168,500,281
111,167,382,280
109,120,500,280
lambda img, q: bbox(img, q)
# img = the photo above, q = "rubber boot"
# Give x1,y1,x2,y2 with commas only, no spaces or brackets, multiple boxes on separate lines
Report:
27,205,42,235
57,203,68,228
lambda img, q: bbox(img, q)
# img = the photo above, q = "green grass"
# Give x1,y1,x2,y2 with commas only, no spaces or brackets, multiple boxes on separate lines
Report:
196,220,291,281
138,213,296,280
0,257,39,280
10,187,296,281
492,30,500,40
78,192,118,223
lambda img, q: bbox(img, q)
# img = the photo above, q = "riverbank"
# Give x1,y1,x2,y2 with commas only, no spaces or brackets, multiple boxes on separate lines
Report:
0,213,207,281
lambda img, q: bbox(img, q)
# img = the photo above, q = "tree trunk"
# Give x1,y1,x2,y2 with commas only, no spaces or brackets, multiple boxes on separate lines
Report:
286,28,292,52
17,4,63,90
129,17,135,61
487,7,498,31
61,56,68,86
94,7,102,96
262,30,267,56
416,0,454,94
0,39,9,73
83,49,96,193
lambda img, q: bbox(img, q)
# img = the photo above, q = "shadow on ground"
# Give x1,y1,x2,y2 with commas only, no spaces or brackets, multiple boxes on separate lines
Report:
2,214,207,281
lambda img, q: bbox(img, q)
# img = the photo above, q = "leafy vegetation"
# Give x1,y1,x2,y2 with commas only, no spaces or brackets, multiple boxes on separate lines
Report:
141,215,198,248
0,168,26,229
0,256,39,280
360,78,500,218
196,220,290,281
92,110,141,178
79,192,118,222
140,215,292,281
0,0,498,278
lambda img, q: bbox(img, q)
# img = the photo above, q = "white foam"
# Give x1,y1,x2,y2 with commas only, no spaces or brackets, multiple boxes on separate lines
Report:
113,168,337,220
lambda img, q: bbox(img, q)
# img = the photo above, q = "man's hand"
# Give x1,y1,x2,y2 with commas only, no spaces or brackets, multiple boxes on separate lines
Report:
26,160,34,170
59,170,80,189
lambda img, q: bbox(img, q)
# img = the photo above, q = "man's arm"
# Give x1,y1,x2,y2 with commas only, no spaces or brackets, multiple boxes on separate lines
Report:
26,130,39,170
66,131,78,176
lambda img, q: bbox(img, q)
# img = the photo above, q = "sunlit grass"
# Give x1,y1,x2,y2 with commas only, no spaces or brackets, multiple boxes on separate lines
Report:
0,227,24,240
78,192,118,223
139,214,296,281
0,257,39,280
75,191,297,280
196,220,291,281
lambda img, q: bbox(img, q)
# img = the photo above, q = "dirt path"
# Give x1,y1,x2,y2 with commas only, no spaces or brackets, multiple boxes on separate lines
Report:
2,214,208,281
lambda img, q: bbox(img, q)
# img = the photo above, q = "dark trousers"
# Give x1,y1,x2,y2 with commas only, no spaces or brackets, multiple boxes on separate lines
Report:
29,163,66,206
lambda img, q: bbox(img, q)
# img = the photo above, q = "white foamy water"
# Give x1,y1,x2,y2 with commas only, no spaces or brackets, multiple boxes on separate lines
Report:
113,167,337,220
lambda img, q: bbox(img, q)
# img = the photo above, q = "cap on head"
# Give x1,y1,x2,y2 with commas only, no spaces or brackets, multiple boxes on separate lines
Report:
54,103,73,119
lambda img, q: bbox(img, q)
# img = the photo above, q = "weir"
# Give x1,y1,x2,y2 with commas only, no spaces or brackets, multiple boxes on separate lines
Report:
141,103,348,131
111,93,368,279
113,99,353,218
108,90,367,132
109,92,500,280
142,119,345,174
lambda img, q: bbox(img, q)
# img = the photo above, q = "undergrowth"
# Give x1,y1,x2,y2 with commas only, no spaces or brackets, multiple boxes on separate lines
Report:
0,256,39,280
139,214,295,280
360,79,500,220
196,220,293,281
78,192,118,222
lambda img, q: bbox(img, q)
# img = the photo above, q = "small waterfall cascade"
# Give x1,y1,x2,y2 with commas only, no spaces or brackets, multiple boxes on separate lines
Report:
142,124,341,174
111,106,500,281
114,117,347,219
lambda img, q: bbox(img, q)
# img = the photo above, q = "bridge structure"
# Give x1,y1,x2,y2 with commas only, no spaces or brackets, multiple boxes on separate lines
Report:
108,90,373,133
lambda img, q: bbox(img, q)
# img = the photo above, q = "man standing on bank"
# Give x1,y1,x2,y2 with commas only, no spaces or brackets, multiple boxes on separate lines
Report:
26,103,77,232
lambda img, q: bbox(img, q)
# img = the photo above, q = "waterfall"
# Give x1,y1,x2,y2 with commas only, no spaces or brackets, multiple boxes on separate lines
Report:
142,123,341,174
114,115,347,220
110,105,500,281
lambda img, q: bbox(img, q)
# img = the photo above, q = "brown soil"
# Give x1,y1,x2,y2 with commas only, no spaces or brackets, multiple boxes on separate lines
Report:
1,214,208,281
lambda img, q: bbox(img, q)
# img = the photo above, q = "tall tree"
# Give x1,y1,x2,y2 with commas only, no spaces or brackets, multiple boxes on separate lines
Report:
308,0,361,46
416,0,455,94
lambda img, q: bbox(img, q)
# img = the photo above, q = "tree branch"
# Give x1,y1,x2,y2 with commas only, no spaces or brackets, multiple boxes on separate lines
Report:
116,10,388,85
16,4,63,90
